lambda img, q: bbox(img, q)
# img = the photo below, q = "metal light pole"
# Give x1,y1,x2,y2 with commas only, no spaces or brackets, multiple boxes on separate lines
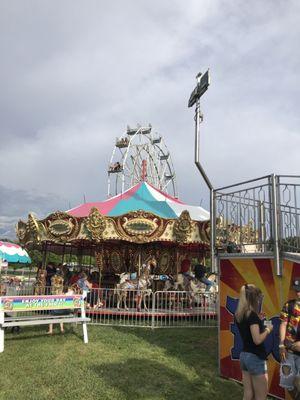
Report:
188,70,216,272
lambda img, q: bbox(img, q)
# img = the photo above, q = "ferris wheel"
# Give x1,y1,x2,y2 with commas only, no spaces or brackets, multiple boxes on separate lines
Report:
107,124,178,198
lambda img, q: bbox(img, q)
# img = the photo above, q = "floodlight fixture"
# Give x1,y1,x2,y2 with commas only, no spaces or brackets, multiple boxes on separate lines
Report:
188,69,210,107
187,68,215,272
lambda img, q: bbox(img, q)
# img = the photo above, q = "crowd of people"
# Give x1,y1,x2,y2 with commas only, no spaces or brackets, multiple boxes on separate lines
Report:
41,265,101,334
44,264,99,291
235,279,300,400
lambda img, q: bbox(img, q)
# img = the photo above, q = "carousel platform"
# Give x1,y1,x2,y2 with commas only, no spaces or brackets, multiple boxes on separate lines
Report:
86,307,217,318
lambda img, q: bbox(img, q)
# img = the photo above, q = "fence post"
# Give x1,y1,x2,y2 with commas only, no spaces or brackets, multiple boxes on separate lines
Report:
151,291,155,329
82,291,88,344
258,201,266,252
0,299,4,352
211,188,217,273
271,174,281,275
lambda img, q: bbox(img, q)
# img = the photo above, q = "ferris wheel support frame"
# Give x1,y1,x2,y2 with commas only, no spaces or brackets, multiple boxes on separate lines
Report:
107,125,178,198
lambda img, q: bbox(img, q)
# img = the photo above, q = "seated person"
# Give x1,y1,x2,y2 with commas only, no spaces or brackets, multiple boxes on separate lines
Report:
181,259,194,280
69,270,82,285
77,273,93,291
46,264,57,287
114,162,121,171
194,263,215,290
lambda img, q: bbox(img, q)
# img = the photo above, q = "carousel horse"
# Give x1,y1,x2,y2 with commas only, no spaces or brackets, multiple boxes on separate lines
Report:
163,273,218,308
51,274,64,295
114,264,152,311
34,269,47,295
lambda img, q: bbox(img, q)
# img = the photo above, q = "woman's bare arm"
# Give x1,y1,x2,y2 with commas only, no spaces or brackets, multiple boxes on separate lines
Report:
250,324,272,345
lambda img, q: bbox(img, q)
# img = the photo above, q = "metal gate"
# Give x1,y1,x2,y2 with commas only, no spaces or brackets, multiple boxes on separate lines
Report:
86,288,218,328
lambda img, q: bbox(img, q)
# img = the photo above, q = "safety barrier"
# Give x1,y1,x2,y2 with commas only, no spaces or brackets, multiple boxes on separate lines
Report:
0,285,218,329
86,288,218,328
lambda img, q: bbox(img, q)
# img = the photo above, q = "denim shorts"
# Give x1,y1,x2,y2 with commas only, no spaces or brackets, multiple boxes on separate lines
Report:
240,351,267,376
279,352,300,390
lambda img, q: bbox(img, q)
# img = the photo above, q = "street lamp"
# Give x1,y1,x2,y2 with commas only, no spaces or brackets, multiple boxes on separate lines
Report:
188,69,216,272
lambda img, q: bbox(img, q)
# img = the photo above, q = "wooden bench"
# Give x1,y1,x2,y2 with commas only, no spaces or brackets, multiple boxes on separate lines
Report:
0,293,90,352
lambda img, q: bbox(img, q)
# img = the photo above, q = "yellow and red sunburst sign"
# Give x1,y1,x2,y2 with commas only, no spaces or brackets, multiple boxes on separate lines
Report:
219,256,300,399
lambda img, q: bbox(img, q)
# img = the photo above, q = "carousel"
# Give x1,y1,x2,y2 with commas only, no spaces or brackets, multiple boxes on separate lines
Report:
16,181,211,287
15,125,215,323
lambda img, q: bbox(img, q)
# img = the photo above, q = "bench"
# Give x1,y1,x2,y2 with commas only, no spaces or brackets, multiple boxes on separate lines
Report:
0,292,91,352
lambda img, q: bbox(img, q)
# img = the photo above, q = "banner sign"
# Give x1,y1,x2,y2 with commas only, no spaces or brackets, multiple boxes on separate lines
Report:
0,295,83,312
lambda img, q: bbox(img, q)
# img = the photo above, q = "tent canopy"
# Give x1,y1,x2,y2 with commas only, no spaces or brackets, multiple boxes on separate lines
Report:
67,182,209,221
0,241,31,263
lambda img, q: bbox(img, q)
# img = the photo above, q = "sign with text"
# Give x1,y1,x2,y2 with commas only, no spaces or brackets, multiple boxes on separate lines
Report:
0,294,83,312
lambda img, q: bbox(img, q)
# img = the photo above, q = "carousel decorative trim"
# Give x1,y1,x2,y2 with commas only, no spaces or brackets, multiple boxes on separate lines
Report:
84,207,106,242
16,208,211,247
44,211,80,242
173,210,192,243
115,210,167,243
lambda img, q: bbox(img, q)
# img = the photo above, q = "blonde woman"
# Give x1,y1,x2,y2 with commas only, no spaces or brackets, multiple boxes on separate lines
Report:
235,284,273,400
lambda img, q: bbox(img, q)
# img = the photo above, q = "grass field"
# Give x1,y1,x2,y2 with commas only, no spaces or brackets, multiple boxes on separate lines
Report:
0,325,244,400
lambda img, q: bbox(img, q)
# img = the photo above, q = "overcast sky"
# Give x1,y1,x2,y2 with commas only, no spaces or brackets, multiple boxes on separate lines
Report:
0,0,299,238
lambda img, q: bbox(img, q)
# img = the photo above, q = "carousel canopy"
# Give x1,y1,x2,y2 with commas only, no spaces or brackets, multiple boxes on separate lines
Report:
67,182,209,221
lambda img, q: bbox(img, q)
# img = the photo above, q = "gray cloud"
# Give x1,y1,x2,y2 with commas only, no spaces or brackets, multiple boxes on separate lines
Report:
0,0,299,238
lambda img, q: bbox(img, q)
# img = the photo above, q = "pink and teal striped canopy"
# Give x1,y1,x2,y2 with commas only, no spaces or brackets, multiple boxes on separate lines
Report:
0,241,31,263
68,182,209,221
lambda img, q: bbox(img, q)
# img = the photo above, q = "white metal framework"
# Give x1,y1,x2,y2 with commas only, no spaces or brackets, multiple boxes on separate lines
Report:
107,124,178,197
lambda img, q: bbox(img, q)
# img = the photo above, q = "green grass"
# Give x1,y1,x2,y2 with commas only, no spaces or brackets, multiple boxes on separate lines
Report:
0,326,243,400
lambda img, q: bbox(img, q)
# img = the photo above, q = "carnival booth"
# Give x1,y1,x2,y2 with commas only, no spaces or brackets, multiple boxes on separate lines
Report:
215,175,300,400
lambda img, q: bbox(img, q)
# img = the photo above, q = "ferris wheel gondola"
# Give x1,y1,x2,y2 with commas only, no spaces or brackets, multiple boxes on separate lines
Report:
107,124,178,198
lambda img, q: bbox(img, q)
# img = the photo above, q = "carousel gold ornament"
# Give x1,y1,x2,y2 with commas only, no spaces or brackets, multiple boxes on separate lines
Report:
95,251,104,270
84,207,106,242
173,210,192,243
45,211,80,242
27,213,43,243
116,210,166,243
51,274,64,295
34,269,47,295
16,220,28,243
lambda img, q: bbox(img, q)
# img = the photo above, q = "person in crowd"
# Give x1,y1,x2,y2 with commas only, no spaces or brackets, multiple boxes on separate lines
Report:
194,263,215,291
47,286,74,335
235,284,272,400
77,272,94,307
77,272,93,291
46,264,56,287
279,278,300,399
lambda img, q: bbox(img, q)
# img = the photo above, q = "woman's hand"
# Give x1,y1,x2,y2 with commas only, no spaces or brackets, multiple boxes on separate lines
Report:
265,324,273,334
290,341,300,352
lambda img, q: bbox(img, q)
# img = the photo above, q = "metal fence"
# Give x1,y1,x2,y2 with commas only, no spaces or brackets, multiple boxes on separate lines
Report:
86,288,217,328
278,176,300,253
214,174,300,256
1,286,218,329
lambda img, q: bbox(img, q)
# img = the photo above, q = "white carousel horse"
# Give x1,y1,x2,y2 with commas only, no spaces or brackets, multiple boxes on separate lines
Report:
164,273,217,292
163,273,218,308
114,262,153,311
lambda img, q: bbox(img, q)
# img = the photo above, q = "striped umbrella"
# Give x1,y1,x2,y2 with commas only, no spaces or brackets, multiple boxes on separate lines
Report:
0,241,31,264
